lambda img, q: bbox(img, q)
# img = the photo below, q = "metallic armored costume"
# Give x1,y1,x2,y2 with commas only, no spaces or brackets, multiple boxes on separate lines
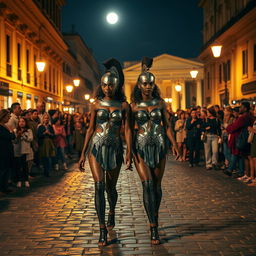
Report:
91,99,123,171
134,99,167,169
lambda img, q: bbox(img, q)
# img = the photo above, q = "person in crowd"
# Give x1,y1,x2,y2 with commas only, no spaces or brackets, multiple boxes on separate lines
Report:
214,104,224,122
36,101,46,124
79,59,132,246
221,107,234,170
247,106,256,186
202,106,221,170
73,121,86,157
6,102,21,130
0,110,15,194
175,110,187,161
186,108,202,167
130,57,180,245
52,118,67,171
65,114,74,158
13,117,33,188
37,113,55,177
226,101,254,178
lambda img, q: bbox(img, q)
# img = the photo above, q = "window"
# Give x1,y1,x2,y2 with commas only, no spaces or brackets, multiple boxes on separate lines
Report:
49,66,51,92
17,43,21,80
219,64,222,83
6,35,10,63
6,35,12,77
44,72,47,90
53,68,55,93
34,55,37,87
227,60,231,81
26,49,30,83
254,44,256,72
242,49,248,75
207,72,210,90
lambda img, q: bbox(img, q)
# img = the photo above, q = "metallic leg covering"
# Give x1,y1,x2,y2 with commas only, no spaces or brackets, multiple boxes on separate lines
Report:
154,184,162,214
106,187,118,213
142,180,156,224
95,181,106,225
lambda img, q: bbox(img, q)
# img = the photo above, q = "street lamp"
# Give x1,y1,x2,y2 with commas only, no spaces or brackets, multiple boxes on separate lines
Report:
175,83,182,109
66,85,74,93
73,79,80,87
36,25,46,72
84,94,90,100
211,44,222,58
89,98,95,103
190,69,198,79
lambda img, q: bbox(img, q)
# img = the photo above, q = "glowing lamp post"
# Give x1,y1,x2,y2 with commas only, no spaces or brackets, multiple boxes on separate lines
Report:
89,98,95,103
211,45,222,58
73,79,80,87
84,94,90,100
36,60,46,72
190,69,198,79
66,85,74,93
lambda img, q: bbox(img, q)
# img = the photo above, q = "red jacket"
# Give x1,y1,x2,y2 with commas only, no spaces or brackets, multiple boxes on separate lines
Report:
226,113,254,155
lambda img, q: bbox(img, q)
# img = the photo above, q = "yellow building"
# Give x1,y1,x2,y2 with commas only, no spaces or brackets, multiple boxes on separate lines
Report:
199,0,256,105
0,0,67,110
0,0,100,113
123,54,204,110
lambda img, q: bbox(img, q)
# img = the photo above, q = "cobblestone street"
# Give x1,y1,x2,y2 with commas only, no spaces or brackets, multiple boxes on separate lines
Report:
0,157,256,256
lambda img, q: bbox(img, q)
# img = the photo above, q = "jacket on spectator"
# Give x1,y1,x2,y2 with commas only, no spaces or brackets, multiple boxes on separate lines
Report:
186,117,202,138
226,112,254,155
0,125,15,170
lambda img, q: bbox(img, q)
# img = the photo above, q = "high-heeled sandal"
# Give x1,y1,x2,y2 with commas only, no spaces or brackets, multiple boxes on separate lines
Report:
107,212,115,230
150,226,160,245
98,227,108,246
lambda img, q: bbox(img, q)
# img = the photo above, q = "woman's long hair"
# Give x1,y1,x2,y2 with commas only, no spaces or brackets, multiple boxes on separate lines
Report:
17,117,29,132
130,82,162,104
94,84,126,102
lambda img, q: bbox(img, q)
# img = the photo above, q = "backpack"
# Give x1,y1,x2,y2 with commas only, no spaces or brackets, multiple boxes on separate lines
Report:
236,127,249,151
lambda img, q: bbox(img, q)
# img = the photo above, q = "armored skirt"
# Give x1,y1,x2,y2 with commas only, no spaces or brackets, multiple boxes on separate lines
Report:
89,108,124,171
134,107,167,169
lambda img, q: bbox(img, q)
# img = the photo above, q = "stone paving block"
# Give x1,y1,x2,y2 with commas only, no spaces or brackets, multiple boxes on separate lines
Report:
0,159,256,255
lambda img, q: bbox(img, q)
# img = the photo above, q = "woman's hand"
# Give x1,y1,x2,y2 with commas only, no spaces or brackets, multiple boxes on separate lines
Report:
78,155,85,172
125,151,133,171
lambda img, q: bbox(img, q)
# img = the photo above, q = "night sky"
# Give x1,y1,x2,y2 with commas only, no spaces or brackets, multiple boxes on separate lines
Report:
62,0,203,64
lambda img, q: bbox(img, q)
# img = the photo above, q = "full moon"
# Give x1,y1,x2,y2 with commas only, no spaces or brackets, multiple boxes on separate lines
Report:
106,12,118,24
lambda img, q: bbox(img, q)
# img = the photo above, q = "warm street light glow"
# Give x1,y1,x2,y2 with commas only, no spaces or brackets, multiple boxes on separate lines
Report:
84,94,90,100
175,84,182,92
36,60,46,72
164,98,173,103
106,12,118,24
211,45,222,58
73,79,80,87
190,69,198,79
66,85,74,93
90,98,95,103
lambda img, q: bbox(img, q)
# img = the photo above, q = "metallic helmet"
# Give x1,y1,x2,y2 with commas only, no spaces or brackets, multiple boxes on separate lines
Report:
101,72,119,89
138,72,155,84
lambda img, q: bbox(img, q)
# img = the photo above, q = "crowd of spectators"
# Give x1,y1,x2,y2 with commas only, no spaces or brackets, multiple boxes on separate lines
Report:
0,101,88,193
170,101,256,186
1,100,256,195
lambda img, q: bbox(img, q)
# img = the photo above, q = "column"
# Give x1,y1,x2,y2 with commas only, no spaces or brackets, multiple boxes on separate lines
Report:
196,79,202,106
181,80,186,109
171,81,178,111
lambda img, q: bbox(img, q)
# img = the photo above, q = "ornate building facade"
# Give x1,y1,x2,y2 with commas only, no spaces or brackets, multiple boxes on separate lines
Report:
199,0,256,106
0,0,100,112
123,54,204,111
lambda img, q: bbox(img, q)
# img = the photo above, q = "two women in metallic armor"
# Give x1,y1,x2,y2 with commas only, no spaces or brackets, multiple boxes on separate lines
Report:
79,57,179,246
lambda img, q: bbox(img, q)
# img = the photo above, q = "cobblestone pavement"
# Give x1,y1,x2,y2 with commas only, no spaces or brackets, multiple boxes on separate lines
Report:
0,156,256,256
